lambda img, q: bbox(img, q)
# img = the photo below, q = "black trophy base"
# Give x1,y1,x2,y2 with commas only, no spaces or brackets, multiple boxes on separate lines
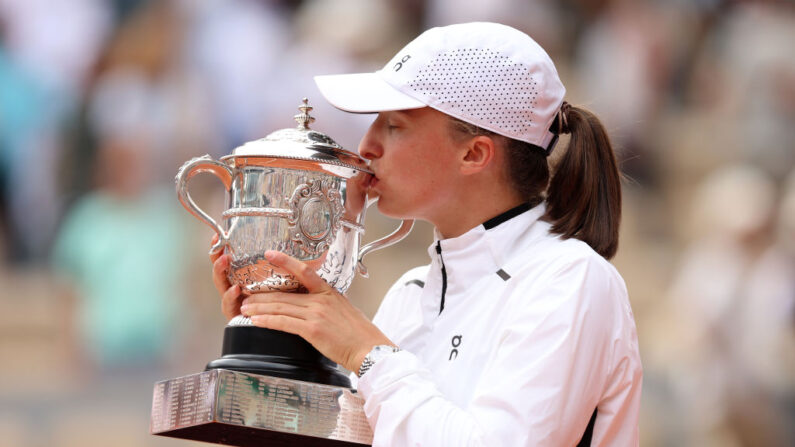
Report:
205,325,351,388
157,423,367,447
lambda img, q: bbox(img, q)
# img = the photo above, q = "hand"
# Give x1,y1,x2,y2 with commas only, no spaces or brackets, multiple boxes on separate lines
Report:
240,250,395,373
209,234,243,321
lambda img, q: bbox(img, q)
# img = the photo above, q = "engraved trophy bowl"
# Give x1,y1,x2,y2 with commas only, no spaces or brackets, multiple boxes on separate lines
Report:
174,99,413,388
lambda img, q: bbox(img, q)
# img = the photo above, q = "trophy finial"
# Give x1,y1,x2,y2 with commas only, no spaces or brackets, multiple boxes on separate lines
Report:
294,98,316,130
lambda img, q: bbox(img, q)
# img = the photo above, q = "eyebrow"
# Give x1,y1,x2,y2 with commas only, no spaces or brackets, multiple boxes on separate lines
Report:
383,108,425,122
392,109,424,119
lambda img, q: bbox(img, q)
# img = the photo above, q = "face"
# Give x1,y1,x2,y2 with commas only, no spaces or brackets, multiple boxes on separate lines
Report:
357,107,464,221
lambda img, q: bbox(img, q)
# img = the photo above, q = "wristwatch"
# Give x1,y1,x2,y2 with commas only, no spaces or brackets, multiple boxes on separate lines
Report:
357,345,401,377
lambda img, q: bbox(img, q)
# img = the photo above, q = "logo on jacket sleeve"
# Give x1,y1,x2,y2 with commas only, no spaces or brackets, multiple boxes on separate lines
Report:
449,334,462,361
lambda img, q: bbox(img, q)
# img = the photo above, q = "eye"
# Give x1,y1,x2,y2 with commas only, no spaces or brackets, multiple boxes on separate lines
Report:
381,112,406,132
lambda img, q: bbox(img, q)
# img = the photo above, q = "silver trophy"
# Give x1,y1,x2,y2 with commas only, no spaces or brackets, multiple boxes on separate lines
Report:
151,99,413,446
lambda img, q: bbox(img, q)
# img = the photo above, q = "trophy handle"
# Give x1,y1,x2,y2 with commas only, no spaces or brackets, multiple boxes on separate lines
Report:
356,198,414,278
175,155,234,254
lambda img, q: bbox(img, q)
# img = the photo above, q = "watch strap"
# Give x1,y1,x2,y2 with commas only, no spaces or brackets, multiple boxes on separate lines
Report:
357,345,400,378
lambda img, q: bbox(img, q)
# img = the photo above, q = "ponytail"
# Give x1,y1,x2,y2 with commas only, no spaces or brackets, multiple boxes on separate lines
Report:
544,103,622,259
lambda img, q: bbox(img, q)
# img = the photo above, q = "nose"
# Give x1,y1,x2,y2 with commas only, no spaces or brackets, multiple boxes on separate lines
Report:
357,117,383,161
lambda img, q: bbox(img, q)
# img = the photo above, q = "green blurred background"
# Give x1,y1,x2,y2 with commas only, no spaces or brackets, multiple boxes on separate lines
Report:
0,0,793,446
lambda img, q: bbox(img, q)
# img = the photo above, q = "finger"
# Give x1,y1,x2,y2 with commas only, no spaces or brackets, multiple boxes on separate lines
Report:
241,301,308,320
209,234,222,263
250,314,305,337
366,186,380,201
242,292,309,307
212,255,232,295
264,251,328,293
222,284,242,320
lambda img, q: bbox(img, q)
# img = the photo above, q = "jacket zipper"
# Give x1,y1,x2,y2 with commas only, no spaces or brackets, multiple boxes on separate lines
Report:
436,241,447,314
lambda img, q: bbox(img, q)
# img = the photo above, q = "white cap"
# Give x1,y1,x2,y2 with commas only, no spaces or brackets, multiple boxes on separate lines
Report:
314,22,566,149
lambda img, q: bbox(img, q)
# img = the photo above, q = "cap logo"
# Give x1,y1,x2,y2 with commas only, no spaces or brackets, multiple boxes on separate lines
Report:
393,55,411,72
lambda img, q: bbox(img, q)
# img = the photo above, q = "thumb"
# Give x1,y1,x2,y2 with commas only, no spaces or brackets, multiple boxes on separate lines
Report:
264,250,328,293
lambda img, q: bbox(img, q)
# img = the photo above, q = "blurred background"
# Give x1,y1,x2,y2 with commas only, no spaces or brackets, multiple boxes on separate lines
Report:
0,0,793,446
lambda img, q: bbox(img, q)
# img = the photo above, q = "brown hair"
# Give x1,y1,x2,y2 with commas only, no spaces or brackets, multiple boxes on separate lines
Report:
447,104,622,259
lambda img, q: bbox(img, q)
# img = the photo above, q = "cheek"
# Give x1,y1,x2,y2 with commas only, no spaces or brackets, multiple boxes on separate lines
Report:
379,160,430,203
382,131,458,192
393,154,436,185
419,147,456,178
404,157,455,202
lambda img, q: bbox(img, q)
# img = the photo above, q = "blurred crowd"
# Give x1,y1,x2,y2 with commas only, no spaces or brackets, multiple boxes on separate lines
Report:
0,0,793,446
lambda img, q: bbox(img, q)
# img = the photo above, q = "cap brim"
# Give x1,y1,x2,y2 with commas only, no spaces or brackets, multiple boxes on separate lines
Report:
314,72,426,113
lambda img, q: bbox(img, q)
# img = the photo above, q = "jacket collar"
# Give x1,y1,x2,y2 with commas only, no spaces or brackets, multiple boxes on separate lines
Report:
426,202,548,298
482,202,533,230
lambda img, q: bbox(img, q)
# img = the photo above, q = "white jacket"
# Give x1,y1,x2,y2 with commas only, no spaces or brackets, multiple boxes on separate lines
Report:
355,203,642,446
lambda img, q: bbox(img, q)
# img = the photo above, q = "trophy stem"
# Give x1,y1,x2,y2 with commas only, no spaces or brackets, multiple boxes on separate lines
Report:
205,326,352,388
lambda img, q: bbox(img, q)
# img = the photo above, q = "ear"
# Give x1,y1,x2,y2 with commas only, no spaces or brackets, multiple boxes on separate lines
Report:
459,135,496,175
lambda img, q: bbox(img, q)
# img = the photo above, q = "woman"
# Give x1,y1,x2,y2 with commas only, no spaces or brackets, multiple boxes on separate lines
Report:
212,23,641,446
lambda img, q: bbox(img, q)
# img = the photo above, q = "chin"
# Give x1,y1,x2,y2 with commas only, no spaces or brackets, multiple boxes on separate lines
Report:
375,198,416,220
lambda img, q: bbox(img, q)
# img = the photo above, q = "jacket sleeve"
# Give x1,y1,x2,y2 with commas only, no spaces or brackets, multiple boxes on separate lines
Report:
356,255,640,446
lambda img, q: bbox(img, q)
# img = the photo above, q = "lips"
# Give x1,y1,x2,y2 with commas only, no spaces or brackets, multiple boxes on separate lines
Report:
366,168,380,189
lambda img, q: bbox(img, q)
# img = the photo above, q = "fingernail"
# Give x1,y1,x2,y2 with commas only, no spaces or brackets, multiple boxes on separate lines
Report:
264,250,278,261
240,304,249,314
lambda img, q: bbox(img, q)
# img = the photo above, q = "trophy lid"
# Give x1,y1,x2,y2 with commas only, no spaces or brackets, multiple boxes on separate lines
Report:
225,98,371,175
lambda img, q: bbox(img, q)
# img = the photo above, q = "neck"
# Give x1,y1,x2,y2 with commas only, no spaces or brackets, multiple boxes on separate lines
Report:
431,184,526,239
